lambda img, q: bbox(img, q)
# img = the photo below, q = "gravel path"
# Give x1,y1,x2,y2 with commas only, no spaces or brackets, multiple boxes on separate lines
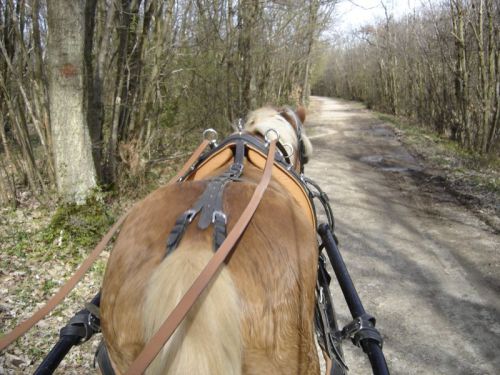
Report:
306,96,500,374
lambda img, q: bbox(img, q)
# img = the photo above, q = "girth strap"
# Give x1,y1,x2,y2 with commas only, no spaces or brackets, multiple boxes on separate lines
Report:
165,210,197,252
166,141,245,255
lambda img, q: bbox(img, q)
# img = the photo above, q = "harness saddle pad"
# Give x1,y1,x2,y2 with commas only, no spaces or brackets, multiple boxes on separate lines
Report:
187,141,317,229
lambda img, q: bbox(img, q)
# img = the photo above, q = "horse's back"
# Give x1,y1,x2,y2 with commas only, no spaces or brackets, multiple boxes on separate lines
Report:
101,175,319,374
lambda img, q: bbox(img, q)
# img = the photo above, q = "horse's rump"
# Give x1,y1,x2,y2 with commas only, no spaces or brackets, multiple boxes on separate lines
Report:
101,107,319,374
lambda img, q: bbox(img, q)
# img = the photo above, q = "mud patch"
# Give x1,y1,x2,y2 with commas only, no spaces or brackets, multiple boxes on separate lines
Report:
371,126,394,137
408,170,500,233
359,154,422,174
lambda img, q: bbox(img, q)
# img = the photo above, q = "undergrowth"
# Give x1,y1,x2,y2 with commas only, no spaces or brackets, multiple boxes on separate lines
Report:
2,194,116,264
0,192,117,371
376,112,500,219
377,113,499,169
42,196,115,249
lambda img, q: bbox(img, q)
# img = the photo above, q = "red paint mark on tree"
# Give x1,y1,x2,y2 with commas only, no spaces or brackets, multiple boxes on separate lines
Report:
60,64,78,78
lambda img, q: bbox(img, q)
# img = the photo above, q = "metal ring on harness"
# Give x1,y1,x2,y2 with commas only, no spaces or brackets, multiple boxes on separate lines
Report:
281,142,294,161
264,128,280,145
203,128,219,146
212,210,227,224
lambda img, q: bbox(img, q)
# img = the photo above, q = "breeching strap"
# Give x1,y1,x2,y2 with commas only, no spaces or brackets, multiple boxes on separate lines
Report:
0,140,211,352
124,140,278,375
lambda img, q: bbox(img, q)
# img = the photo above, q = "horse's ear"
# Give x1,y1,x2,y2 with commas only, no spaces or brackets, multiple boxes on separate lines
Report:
296,106,306,124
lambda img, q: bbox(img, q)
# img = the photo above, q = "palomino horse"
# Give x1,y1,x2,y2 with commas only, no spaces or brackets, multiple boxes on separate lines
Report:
100,107,319,374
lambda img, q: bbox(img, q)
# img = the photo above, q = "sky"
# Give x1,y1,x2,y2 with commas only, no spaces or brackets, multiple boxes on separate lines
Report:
334,0,421,31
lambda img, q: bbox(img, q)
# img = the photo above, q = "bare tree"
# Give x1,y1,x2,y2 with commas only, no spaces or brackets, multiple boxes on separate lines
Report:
47,0,97,203
0,0,336,205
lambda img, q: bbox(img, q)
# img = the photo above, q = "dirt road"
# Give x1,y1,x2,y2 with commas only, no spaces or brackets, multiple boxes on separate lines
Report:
305,97,500,375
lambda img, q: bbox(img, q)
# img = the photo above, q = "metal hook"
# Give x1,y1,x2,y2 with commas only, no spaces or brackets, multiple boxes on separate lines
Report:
264,128,280,146
203,128,218,146
237,118,244,134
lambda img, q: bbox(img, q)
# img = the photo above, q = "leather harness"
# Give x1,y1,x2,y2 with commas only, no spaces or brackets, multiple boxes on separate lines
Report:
100,130,318,374
96,134,382,374
166,134,317,256
123,139,281,374
2,110,332,375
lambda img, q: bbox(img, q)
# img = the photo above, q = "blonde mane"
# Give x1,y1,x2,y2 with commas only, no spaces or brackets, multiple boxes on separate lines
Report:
244,107,313,164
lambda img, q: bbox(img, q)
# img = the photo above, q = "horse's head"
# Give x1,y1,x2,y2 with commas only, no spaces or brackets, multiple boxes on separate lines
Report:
243,106,313,173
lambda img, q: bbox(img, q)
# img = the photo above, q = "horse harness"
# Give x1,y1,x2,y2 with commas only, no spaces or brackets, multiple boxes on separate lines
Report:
97,114,347,373
165,132,317,256
0,109,353,374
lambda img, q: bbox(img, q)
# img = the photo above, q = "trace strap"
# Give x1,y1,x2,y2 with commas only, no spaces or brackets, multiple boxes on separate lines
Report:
0,140,211,352
124,140,278,375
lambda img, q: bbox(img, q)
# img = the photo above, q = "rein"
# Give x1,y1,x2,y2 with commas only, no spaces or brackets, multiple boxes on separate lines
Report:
0,140,211,352
1,137,279,373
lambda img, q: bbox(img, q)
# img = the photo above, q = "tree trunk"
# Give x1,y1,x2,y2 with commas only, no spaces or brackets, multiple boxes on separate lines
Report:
237,0,259,117
47,0,97,203
484,0,498,153
84,0,104,181
451,0,471,148
301,0,320,105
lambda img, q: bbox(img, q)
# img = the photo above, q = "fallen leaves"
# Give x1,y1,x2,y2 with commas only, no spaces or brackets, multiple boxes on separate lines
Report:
0,202,117,374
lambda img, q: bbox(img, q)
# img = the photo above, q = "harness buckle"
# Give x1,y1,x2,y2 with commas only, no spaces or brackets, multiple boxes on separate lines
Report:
186,209,198,223
264,128,280,146
203,128,219,146
229,163,244,176
88,311,101,334
212,210,227,224
237,118,244,134
318,286,325,304
281,143,294,158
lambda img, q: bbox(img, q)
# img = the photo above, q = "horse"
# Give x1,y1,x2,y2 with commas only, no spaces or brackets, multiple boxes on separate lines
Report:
99,106,320,374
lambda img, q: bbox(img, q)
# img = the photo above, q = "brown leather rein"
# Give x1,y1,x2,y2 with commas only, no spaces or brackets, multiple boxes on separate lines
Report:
1,139,278,375
0,139,211,352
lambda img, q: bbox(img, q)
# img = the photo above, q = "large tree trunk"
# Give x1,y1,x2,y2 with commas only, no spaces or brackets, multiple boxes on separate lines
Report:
47,0,97,203
237,0,260,117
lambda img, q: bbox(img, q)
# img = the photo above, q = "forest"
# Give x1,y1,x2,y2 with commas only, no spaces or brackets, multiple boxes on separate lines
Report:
0,0,334,206
314,0,500,156
0,0,498,206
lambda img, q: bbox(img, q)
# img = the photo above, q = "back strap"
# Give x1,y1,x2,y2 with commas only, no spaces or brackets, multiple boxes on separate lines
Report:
165,141,245,255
